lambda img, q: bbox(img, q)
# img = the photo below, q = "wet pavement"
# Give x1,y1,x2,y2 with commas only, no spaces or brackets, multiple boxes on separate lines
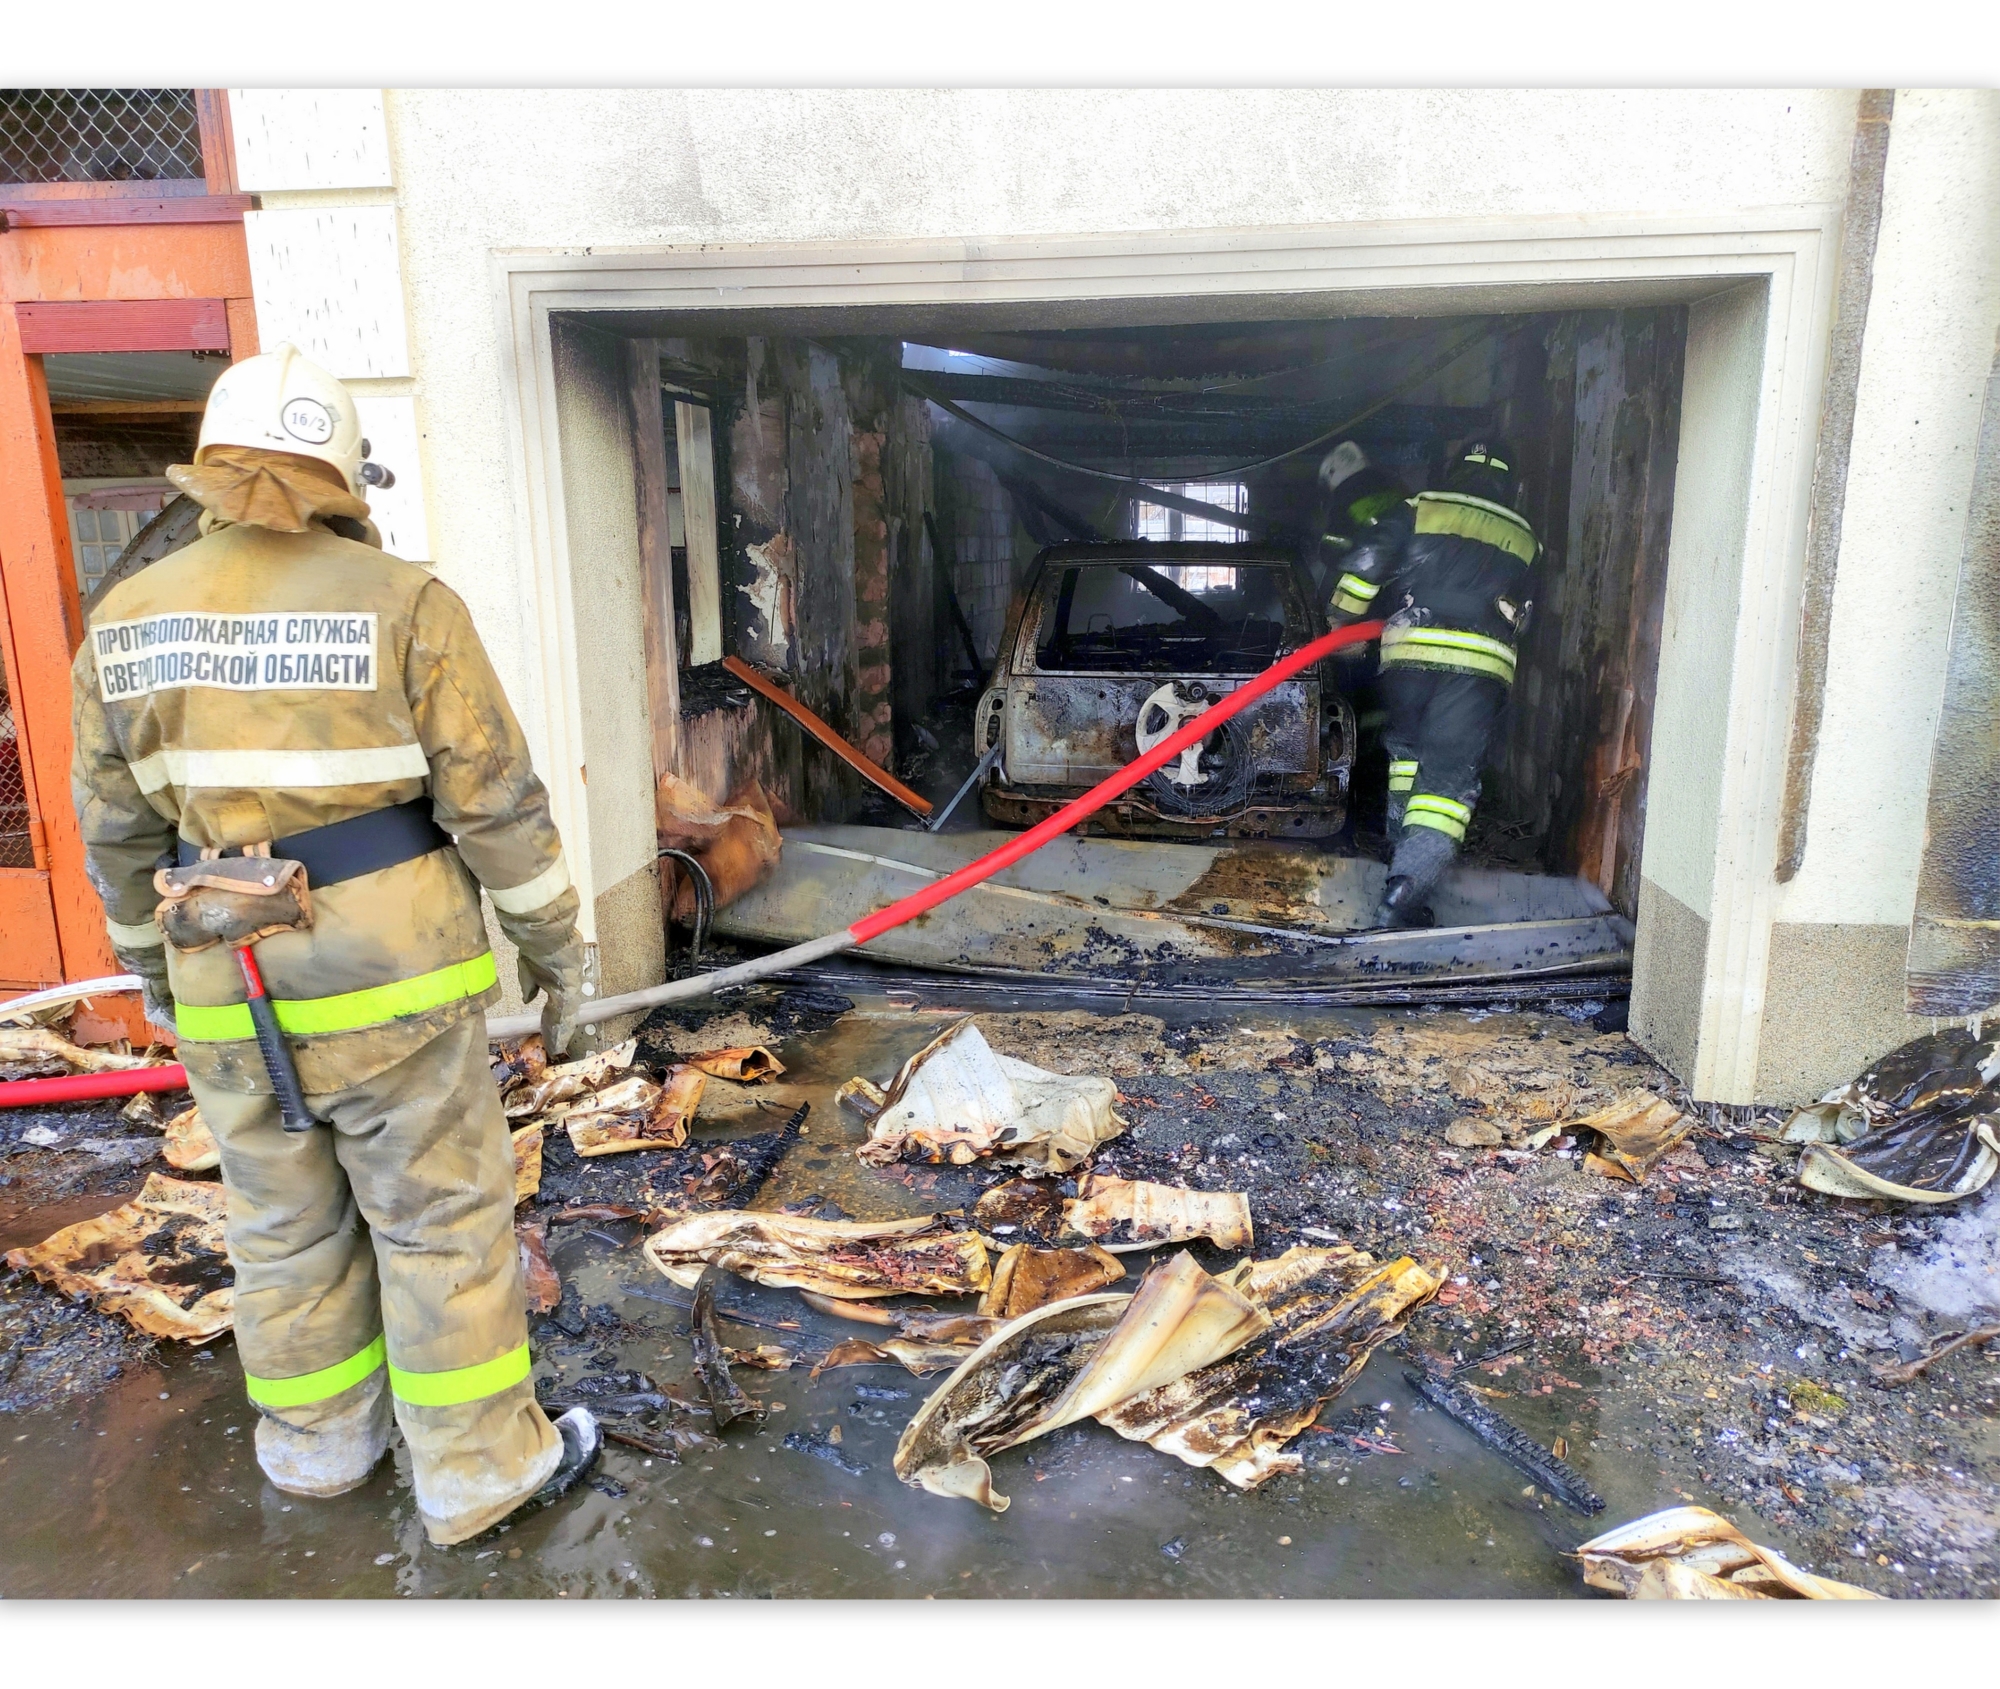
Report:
3,987,1995,1598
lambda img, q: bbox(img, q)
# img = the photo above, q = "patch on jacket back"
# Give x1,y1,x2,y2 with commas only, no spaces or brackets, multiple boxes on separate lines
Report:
92,612,379,702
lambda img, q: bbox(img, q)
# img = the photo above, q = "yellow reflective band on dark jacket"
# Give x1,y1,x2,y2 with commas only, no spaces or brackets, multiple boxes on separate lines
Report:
1411,491,1538,565
1379,625,1519,684
1331,571,1381,616
175,952,499,1043
1388,758,1419,794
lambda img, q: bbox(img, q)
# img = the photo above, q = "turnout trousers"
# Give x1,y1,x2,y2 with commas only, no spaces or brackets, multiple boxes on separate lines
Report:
194,1014,560,1545
1380,667,1509,845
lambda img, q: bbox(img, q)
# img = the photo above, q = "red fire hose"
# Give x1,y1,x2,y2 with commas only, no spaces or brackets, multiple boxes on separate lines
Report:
488,617,1385,1039
0,1064,189,1108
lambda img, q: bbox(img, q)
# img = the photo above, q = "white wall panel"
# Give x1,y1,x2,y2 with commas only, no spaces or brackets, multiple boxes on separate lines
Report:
230,89,394,192
353,395,431,563
243,206,411,380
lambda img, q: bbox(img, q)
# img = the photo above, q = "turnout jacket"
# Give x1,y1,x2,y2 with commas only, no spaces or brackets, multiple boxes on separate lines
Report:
71,519,578,1094
1325,491,1538,686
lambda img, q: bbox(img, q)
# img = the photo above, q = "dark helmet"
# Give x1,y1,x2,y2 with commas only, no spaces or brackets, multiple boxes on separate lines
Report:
1443,440,1519,505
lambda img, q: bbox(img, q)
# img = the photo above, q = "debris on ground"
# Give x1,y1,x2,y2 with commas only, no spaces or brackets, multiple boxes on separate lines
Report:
685,1047,784,1082
500,1040,636,1118
1573,1091,1693,1184
517,1219,561,1313
0,1027,163,1078
979,1241,1126,1318
972,1173,1253,1253
511,1123,544,1202
811,1337,973,1377
783,1424,868,1473
1404,1363,1604,1514
845,1017,1123,1170
560,1067,706,1157
894,1251,1273,1510
692,1266,765,1429
1870,1323,2000,1386
1103,1246,1439,1490
7,984,1995,1596
643,1209,991,1299
1576,1505,1882,1599
4,1173,232,1340
492,1032,711,1159
796,1290,1002,1373
159,1103,220,1172
1064,1174,1255,1251
1785,1029,2000,1204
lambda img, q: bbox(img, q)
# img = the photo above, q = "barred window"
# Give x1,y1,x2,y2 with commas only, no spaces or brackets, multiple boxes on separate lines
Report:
0,89,204,185
1130,480,1249,546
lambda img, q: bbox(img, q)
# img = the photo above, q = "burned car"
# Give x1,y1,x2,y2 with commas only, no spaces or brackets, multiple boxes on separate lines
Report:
977,542,1355,840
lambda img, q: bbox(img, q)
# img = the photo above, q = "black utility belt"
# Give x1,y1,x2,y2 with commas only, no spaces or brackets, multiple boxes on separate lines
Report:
177,798,451,888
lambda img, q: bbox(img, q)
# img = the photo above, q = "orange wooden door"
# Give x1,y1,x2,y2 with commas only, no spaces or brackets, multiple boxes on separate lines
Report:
0,569,64,987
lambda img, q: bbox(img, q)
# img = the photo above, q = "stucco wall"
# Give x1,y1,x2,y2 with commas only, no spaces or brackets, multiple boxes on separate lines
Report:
225,87,2000,1093
1775,90,2000,928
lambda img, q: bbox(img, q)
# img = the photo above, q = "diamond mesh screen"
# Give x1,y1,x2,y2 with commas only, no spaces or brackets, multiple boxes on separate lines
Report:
0,639,35,869
0,89,203,184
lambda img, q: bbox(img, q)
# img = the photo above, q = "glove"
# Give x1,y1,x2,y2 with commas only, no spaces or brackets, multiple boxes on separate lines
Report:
493,875,586,1058
112,942,175,1033
516,943,585,1060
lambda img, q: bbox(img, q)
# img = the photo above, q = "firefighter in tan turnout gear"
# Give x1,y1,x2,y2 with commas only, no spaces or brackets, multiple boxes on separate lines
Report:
70,344,600,1543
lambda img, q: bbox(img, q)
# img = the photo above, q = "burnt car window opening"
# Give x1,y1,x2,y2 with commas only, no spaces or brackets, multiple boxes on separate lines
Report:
1035,561,1296,674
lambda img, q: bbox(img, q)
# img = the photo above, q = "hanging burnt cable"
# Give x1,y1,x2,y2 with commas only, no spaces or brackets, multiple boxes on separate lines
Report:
900,319,1501,496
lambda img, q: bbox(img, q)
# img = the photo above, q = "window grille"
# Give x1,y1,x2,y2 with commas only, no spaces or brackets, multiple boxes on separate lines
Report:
0,89,203,184
1131,480,1248,547
0,643,34,869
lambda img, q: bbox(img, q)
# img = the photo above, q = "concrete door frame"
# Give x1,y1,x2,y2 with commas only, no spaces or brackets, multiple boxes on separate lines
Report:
490,207,1841,1101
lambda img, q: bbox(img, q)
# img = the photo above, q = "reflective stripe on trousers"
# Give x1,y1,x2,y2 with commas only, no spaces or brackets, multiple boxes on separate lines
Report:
1405,793,1473,841
245,1335,532,1411
1388,758,1419,794
175,951,498,1042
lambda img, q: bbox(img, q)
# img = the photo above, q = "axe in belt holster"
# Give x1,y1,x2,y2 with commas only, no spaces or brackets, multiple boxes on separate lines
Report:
154,847,320,1131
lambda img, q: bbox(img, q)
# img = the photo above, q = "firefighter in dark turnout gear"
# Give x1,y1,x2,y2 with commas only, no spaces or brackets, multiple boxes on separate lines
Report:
1324,443,1537,925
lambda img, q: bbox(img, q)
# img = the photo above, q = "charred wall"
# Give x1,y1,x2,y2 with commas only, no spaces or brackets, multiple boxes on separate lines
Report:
642,333,934,823
1493,307,1686,917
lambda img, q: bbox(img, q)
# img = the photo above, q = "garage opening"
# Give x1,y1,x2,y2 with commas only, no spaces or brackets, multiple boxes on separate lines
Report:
576,304,1685,1001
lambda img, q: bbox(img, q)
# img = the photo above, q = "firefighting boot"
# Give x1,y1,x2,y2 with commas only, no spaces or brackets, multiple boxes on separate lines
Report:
530,1406,602,1504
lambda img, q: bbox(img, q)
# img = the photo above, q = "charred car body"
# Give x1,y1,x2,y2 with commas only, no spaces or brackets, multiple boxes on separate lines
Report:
977,542,1356,840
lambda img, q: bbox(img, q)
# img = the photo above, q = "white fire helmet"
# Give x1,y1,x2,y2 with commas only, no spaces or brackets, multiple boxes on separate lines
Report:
1318,440,1368,495
196,342,366,494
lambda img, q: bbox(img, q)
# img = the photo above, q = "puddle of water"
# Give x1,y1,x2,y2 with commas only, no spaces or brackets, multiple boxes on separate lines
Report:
0,994,1640,1599
0,1286,1615,1598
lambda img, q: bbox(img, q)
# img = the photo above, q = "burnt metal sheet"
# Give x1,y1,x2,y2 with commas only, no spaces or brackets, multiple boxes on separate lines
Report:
711,825,1630,990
